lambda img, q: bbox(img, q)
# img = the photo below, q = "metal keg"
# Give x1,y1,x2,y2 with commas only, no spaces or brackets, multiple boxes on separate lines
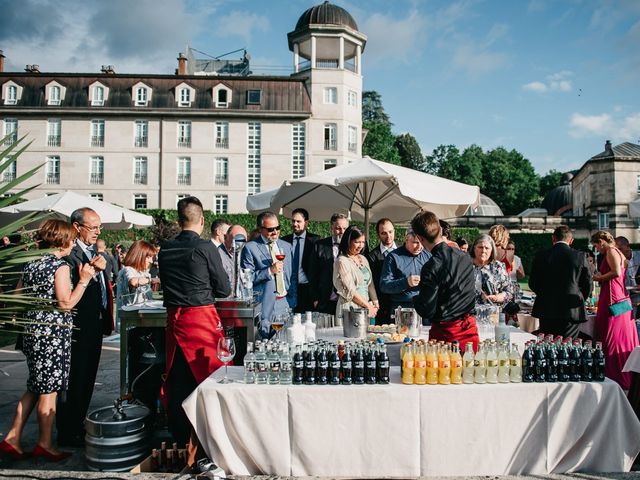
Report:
85,400,151,472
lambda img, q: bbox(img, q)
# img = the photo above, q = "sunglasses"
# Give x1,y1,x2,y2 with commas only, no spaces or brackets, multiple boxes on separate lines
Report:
262,225,281,233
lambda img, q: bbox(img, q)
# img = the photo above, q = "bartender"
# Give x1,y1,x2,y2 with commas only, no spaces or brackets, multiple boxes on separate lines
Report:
411,211,480,353
158,196,230,447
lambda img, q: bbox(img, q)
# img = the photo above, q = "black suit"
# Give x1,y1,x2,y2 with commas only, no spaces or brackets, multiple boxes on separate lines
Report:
310,237,339,314
98,251,118,284
529,242,592,337
366,245,393,324
282,231,320,313
57,243,113,444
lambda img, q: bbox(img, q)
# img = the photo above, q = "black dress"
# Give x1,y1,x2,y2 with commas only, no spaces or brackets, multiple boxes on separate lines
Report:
21,254,73,394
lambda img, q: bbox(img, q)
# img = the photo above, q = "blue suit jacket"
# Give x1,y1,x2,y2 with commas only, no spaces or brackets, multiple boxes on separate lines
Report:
240,237,294,333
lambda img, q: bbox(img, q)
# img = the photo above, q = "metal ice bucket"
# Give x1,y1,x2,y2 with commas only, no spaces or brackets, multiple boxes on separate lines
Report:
394,307,421,338
342,307,368,338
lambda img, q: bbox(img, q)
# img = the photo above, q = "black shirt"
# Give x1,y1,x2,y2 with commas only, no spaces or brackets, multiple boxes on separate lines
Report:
159,230,231,307
413,241,476,322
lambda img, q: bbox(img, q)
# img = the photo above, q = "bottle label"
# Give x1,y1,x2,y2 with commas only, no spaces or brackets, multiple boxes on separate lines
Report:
464,360,474,368
426,360,438,368
487,360,498,367
440,360,451,369
245,361,255,372
453,359,463,368
257,362,267,372
306,360,316,368
416,360,426,369
404,360,414,369
270,362,280,372
330,361,341,369
293,360,303,369
281,363,291,372
319,361,328,369
379,361,389,368
510,359,521,367
354,361,364,369
499,359,509,367
366,361,376,369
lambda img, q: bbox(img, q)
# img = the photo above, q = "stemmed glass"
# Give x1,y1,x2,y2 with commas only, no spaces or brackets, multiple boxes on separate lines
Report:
217,337,236,384
271,313,286,341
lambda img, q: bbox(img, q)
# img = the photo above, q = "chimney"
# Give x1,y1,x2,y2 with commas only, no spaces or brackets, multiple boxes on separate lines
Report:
24,64,40,73
0,51,4,73
605,140,613,155
101,65,116,74
177,53,187,75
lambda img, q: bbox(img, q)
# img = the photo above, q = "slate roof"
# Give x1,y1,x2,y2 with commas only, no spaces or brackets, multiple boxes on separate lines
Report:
590,141,640,160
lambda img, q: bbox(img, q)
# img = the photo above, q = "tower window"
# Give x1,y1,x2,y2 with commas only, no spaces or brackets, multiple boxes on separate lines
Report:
323,87,338,104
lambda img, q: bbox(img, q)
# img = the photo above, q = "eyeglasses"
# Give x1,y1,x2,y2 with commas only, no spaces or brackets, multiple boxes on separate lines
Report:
80,224,102,233
262,225,280,233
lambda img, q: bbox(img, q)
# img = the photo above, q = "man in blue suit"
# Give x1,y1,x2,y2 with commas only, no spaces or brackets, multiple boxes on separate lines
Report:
241,211,294,338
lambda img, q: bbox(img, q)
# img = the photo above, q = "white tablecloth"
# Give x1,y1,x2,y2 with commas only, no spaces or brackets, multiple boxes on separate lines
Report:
623,346,640,373
517,313,596,337
183,367,640,477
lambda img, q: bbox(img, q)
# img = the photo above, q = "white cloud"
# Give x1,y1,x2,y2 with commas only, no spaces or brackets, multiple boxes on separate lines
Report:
522,70,573,93
569,111,640,140
448,22,509,77
213,11,270,43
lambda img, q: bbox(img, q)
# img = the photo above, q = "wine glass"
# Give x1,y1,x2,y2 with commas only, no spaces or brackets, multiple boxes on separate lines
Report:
271,313,285,341
275,252,286,262
217,337,236,384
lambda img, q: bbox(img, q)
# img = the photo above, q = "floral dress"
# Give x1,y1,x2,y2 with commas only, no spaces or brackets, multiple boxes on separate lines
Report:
473,260,514,305
21,254,74,394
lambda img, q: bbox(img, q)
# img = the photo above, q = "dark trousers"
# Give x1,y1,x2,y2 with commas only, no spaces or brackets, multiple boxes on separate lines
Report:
57,314,103,441
539,318,580,339
167,345,197,446
293,283,313,313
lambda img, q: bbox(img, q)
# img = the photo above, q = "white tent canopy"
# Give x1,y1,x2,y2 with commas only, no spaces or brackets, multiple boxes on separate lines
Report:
247,156,480,231
0,191,154,230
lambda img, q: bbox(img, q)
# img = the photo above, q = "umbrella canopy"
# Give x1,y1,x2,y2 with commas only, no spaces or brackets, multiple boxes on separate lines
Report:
246,156,480,233
0,191,154,230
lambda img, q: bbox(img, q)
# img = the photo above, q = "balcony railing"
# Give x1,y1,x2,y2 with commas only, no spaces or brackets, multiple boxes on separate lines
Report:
177,174,191,185
134,136,148,147
91,136,104,147
46,173,60,184
324,139,337,151
317,59,339,69
2,134,17,146
1,173,16,183
134,173,147,185
178,137,191,148
348,142,357,153
90,173,104,184
215,175,228,186
215,138,229,148
47,135,61,147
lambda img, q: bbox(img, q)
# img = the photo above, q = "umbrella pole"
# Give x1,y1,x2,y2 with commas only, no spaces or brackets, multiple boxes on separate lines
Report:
364,207,370,243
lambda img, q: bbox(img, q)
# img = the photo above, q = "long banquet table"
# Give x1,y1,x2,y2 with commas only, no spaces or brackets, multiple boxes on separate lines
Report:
183,366,640,477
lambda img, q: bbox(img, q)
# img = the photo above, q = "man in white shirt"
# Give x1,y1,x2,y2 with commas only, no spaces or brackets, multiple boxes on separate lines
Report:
366,218,397,323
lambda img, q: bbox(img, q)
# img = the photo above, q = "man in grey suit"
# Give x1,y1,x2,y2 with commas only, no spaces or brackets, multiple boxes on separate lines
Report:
241,211,294,338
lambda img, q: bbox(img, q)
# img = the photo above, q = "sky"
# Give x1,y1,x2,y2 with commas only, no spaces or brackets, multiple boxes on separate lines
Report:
1,0,639,175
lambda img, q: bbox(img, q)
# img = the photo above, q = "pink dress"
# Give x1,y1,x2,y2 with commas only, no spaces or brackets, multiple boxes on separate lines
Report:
595,251,639,390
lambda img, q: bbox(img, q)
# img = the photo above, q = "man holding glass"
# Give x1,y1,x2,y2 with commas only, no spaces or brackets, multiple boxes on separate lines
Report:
241,211,293,338
158,196,230,446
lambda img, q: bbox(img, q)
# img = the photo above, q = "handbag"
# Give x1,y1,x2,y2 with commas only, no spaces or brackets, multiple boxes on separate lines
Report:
608,253,633,316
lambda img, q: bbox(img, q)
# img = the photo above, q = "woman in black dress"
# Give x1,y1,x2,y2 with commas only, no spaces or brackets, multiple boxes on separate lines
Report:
0,220,95,462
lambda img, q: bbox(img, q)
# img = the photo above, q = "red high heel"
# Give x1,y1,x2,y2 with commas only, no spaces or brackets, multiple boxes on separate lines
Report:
31,444,72,462
0,440,29,460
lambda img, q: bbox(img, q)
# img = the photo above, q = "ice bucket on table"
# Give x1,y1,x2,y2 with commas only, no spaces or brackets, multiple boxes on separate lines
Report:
343,307,367,338
394,307,421,338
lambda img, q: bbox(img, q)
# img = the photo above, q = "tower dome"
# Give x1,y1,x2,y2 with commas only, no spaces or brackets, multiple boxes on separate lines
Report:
295,1,359,32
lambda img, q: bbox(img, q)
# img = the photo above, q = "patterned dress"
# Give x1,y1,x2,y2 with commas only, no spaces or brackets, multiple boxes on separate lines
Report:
21,254,74,394
474,260,514,305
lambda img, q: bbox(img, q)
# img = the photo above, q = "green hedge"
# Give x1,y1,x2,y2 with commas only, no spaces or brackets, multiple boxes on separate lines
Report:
510,233,590,275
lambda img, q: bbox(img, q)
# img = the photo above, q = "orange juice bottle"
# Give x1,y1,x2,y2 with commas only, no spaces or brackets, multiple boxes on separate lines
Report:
450,342,463,384
414,343,427,385
402,344,415,384
426,344,439,385
438,344,451,385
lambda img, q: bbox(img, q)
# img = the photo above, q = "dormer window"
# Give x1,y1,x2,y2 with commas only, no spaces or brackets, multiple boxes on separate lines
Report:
135,87,147,106
175,83,195,107
246,89,262,105
45,81,66,106
213,84,232,108
179,88,191,106
49,86,61,105
2,82,22,105
132,82,152,107
89,81,109,107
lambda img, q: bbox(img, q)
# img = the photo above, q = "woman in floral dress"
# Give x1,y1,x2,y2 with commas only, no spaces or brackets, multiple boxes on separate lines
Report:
470,234,514,306
0,220,94,462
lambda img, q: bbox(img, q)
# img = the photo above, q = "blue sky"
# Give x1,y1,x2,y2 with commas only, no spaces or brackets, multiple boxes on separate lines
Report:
1,0,639,174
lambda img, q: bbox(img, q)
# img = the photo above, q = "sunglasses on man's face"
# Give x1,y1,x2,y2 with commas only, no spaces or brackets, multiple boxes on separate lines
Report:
262,225,281,233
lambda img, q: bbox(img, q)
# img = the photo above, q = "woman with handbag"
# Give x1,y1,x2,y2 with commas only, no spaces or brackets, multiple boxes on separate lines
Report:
592,230,639,390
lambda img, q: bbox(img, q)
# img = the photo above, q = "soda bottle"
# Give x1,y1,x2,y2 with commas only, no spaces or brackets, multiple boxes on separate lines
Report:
569,341,582,381
546,343,558,382
474,343,487,384
438,344,451,385
497,342,510,383
557,342,570,382
353,344,365,385
341,345,353,385
377,344,390,384
462,342,475,384
267,344,280,384
255,341,268,384
450,342,463,384
522,342,534,383
304,344,316,385
402,344,415,385
243,341,256,384
426,343,439,385
328,346,341,385
486,342,498,384
413,343,427,385
534,343,546,382
509,344,522,383
317,346,329,385
364,345,377,384
581,340,594,382
280,344,292,385
593,341,606,381
292,344,304,385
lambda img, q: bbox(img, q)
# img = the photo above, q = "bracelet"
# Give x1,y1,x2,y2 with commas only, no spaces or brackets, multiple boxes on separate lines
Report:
78,282,88,288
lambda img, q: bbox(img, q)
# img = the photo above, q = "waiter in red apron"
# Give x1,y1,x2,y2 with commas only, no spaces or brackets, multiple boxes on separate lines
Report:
158,196,231,446
411,211,480,353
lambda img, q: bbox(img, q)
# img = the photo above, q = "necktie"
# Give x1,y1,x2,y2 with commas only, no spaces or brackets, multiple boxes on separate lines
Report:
88,247,108,309
268,241,286,296
383,249,389,257
291,237,301,285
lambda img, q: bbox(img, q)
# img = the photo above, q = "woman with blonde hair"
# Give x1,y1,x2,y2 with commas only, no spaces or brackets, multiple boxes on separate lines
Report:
488,224,512,275
0,220,94,462
591,230,639,389
115,240,157,316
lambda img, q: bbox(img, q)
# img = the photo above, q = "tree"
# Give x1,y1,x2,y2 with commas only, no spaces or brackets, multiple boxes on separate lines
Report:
362,91,390,124
394,133,424,171
481,147,540,215
437,144,485,188
424,145,460,175
539,169,563,199
362,122,401,165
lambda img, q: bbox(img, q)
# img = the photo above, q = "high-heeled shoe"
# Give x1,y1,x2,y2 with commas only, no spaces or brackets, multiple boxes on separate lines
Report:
31,445,72,462
0,440,29,461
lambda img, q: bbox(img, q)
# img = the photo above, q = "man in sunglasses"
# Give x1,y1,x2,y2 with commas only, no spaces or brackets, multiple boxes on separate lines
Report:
241,211,293,338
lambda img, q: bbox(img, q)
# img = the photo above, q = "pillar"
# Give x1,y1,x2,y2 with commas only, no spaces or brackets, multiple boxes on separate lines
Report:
339,37,344,69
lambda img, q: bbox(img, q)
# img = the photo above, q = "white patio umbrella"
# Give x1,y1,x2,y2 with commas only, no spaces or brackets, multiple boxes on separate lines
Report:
246,156,480,234
0,191,154,230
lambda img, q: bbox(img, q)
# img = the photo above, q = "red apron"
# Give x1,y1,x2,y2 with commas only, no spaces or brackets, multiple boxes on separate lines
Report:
160,305,224,406
430,314,480,353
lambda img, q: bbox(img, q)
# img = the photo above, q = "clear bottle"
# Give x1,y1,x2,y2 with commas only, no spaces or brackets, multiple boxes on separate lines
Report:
509,344,522,383
255,342,268,384
438,344,451,385
279,344,292,385
462,342,475,384
426,343,439,385
243,341,256,384
497,342,510,383
304,313,316,342
474,343,487,384
450,342,463,385
413,343,427,385
402,344,415,385
486,342,498,384
267,344,280,384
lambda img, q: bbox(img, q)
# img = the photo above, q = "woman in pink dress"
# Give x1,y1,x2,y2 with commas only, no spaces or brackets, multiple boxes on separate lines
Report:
592,230,639,389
